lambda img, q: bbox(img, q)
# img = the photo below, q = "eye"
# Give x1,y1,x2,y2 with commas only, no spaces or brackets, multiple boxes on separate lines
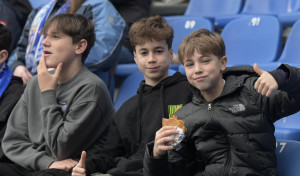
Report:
140,51,148,56
184,62,194,67
155,49,164,54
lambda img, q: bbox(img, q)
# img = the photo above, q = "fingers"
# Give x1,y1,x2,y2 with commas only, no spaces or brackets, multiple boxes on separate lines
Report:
54,63,63,79
38,54,47,70
153,126,178,158
253,63,264,76
78,151,86,168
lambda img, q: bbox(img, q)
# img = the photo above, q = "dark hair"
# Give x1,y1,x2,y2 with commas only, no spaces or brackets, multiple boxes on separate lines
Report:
43,13,95,63
0,24,12,53
178,29,225,64
129,15,174,51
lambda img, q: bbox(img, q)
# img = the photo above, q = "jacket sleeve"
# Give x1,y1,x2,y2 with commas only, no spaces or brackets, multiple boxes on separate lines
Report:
249,64,300,122
143,138,198,176
39,89,111,161
2,94,55,170
85,112,127,175
10,8,39,72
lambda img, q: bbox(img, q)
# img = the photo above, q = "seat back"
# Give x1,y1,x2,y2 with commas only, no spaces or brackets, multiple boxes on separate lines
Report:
242,0,289,15
28,0,48,8
278,18,300,63
184,0,243,17
221,16,282,66
114,69,177,110
165,16,213,55
276,140,300,176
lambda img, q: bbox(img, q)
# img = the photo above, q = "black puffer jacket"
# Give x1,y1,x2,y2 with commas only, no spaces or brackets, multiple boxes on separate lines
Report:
144,65,300,176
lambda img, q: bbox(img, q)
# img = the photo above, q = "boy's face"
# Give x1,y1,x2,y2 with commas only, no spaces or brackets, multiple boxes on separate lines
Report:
184,51,227,95
42,25,78,68
134,39,173,86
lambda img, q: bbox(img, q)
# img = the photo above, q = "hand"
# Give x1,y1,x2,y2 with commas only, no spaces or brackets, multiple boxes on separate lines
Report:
72,151,87,176
49,159,78,171
153,126,178,159
13,65,32,84
37,55,62,92
253,63,278,97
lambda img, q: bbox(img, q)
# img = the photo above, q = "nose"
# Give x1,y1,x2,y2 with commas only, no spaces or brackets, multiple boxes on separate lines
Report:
194,62,203,74
42,36,50,47
147,52,156,63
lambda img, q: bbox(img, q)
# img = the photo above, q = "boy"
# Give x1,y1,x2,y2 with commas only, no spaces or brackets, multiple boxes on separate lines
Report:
0,14,115,176
0,24,24,162
72,15,193,176
144,29,300,176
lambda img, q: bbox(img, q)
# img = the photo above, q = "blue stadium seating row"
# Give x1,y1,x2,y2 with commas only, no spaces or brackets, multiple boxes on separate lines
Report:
185,0,300,27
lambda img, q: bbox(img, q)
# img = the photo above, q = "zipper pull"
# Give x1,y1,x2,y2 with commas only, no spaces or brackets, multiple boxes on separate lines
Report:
208,103,212,111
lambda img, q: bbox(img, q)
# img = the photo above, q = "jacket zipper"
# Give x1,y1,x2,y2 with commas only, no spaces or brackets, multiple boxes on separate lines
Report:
208,103,212,111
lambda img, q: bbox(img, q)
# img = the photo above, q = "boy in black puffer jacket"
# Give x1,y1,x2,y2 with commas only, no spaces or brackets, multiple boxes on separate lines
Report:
144,29,300,176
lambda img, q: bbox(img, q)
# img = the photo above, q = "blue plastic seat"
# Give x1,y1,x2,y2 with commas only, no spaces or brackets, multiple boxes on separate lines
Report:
259,18,300,70
164,16,214,55
221,16,282,66
114,69,177,110
29,0,48,8
275,112,300,140
215,0,300,28
184,0,243,20
276,140,300,176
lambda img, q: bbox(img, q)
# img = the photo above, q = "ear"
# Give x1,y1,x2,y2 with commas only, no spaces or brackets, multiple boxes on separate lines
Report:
0,50,8,65
133,51,138,64
169,48,174,61
75,39,88,55
220,56,227,72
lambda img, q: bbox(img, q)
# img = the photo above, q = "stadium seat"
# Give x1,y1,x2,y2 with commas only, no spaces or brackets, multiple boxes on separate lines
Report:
215,0,300,28
276,140,300,176
29,0,48,8
114,69,177,110
184,0,243,20
178,64,185,75
221,16,282,67
275,0,300,26
164,16,214,55
275,112,300,140
258,18,300,70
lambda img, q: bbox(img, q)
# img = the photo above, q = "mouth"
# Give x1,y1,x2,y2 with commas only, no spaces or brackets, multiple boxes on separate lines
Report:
147,66,160,71
43,50,52,56
194,76,207,81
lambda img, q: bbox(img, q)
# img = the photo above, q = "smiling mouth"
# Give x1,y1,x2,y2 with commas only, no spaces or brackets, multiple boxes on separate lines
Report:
195,76,207,81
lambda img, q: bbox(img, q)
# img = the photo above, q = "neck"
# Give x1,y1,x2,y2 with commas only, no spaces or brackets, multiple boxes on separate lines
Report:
201,77,225,102
58,58,82,84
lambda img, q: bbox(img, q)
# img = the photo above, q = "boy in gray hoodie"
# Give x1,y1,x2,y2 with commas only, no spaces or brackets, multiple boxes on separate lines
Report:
0,13,115,176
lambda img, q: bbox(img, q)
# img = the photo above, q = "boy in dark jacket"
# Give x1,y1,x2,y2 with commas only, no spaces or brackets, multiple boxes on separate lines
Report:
144,29,300,176
72,15,193,176
0,24,24,162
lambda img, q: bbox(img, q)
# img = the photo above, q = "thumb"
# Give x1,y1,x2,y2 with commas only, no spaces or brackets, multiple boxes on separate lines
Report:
78,151,86,168
253,63,264,76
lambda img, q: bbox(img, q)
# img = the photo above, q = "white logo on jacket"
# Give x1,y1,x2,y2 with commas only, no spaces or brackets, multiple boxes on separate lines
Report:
229,104,246,113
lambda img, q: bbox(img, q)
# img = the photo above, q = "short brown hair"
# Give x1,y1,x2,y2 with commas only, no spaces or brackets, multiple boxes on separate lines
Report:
178,29,225,64
0,24,11,53
43,13,95,63
129,15,173,51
